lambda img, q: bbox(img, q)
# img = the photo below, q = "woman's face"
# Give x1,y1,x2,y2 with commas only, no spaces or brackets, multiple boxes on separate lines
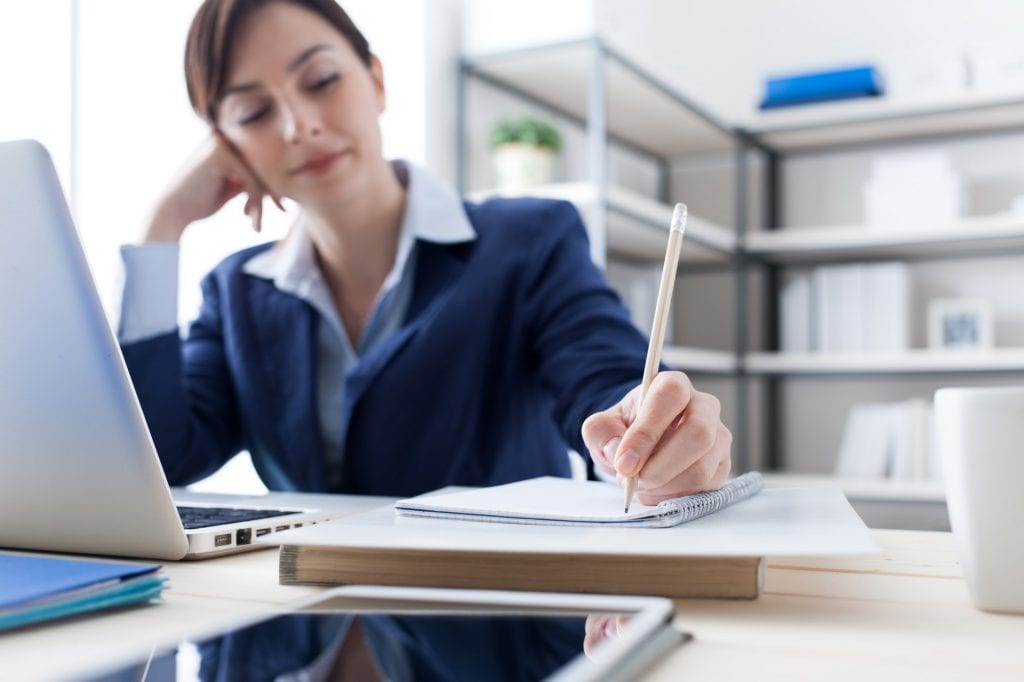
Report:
216,2,385,208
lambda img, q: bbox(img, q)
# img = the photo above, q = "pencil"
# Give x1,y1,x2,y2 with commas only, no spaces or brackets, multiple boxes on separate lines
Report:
623,202,687,513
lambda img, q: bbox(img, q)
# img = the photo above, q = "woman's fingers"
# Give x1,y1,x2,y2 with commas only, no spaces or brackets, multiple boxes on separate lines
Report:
635,423,733,505
581,392,634,476
243,191,264,233
636,389,722,489
613,372,694,478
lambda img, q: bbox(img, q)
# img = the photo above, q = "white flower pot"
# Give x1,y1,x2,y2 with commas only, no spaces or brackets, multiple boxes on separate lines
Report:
493,143,555,192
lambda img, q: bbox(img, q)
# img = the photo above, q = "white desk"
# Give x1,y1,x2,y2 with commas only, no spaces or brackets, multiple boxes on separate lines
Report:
3,528,1023,680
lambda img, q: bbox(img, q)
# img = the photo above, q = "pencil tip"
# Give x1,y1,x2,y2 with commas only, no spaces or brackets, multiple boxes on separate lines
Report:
623,505,629,514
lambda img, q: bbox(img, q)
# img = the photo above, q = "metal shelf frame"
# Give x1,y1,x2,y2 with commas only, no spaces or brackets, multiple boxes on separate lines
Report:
455,37,752,469
455,36,1024,476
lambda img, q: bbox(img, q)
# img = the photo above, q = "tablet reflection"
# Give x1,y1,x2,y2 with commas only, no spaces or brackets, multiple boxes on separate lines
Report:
583,614,634,658
87,613,616,682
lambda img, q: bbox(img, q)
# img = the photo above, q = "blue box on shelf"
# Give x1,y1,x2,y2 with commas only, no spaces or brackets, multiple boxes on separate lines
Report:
760,64,884,110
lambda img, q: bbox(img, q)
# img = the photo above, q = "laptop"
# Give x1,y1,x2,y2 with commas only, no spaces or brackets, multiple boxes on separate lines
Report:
0,139,350,560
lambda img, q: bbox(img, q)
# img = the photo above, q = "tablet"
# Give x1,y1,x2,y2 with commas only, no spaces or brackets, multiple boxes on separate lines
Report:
82,586,689,681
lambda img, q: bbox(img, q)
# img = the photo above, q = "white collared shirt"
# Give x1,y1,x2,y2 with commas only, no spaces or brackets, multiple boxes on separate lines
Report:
119,160,475,488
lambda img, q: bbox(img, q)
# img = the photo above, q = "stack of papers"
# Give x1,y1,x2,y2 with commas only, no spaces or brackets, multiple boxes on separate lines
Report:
394,472,764,527
0,553,166,631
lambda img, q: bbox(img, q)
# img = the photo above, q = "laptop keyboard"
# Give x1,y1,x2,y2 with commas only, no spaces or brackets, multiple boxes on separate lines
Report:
176,505,298,530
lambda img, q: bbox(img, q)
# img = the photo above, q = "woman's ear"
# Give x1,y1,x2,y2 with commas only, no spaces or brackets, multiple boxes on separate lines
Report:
370,55,386,113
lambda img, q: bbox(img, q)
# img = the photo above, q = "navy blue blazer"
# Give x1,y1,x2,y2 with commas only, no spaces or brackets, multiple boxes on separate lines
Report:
121,197,648,496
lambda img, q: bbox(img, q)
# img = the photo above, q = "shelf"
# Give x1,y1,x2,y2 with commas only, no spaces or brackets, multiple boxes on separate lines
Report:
745,213,1024,262
745,349,1024,375
745,90,1024,151
469,182,737,263
463,37,737,157
661,346,738,374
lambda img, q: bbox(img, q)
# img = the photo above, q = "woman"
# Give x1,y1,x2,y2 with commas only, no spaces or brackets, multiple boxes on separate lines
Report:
118,0,733,677
121,0,731,506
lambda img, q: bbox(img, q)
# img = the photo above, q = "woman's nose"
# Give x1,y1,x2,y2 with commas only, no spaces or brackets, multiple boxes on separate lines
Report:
282,99,322,143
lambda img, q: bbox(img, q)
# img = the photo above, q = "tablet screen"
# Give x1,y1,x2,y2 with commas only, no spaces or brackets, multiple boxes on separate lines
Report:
82,587,686,681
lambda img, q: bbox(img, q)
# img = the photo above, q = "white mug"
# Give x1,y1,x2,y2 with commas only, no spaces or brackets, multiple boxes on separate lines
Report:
935,386,1024,614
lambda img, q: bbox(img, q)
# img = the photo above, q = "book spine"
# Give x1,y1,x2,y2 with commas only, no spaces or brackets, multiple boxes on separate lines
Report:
279,547,764,600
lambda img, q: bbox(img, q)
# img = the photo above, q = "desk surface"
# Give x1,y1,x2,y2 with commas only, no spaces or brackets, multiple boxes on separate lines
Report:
3,528,1023,680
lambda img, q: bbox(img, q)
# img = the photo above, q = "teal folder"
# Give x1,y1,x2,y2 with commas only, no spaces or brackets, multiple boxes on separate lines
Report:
0,553,166,631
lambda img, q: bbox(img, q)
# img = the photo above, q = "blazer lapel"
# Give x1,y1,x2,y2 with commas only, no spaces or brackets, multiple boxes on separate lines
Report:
342,240,472,422
246,281,326,491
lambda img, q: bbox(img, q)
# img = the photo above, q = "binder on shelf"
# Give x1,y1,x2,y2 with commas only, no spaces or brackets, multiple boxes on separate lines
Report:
760,64,884,109
834,400,939,481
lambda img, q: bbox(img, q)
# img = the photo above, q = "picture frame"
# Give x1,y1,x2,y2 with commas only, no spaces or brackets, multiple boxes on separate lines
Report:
927,298,994,350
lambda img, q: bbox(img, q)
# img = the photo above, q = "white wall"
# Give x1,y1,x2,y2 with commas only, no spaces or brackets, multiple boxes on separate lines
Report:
595,0,1024,122
462,0,596,56
0,1,72,189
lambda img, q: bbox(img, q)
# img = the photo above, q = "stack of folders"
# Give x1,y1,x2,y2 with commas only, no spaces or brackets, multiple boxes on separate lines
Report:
760,64,884,109
0,553,166,632
780,263,910,353
835,400,940,481
277,474,768,600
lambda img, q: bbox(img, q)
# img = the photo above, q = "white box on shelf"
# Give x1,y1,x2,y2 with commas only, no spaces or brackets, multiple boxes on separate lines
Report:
862,150,964,229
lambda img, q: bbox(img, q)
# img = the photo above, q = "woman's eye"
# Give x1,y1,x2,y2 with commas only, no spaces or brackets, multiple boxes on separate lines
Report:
309,73,339,91
238,107,270,126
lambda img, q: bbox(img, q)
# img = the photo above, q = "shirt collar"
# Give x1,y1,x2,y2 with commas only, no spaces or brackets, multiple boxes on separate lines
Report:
243,159,475,292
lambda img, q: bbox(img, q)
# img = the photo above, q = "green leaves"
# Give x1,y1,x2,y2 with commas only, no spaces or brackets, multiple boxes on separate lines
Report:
490,117,562,153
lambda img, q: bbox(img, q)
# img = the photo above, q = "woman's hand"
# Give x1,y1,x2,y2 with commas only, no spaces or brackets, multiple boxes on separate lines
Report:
583,614,632,657
142,133,282,242
581,371,732,506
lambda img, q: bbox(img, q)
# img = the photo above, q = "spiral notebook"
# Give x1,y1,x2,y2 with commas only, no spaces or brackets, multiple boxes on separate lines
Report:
394,472,763,528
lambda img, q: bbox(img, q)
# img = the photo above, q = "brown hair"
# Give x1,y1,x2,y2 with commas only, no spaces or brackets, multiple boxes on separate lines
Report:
184,0,372,123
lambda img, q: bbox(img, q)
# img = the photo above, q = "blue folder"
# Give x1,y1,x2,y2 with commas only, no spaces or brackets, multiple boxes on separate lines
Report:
0,553,166,631
760,65,884,109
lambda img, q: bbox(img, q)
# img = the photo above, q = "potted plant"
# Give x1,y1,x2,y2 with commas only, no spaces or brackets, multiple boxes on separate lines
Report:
490,117,562,192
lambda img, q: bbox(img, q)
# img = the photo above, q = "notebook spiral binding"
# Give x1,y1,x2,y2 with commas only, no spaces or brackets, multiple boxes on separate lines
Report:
651,472,765,527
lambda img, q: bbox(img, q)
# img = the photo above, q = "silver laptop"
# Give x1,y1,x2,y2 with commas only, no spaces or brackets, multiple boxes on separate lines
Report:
0,139,347,560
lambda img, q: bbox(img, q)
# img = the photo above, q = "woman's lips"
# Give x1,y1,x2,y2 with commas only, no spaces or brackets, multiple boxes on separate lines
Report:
291,150,346,176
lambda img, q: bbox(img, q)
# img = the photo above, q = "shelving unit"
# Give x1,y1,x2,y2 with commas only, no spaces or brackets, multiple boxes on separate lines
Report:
742,88,1024,481
745,348,1024,376
469,182,737,263
745,89,1024,151
457,33,1024,500
745,213,1024,262
456,36,752,456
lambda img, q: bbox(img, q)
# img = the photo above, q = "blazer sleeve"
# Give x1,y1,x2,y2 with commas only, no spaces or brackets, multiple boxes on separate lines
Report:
521,200,650,457
120,271,244,486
